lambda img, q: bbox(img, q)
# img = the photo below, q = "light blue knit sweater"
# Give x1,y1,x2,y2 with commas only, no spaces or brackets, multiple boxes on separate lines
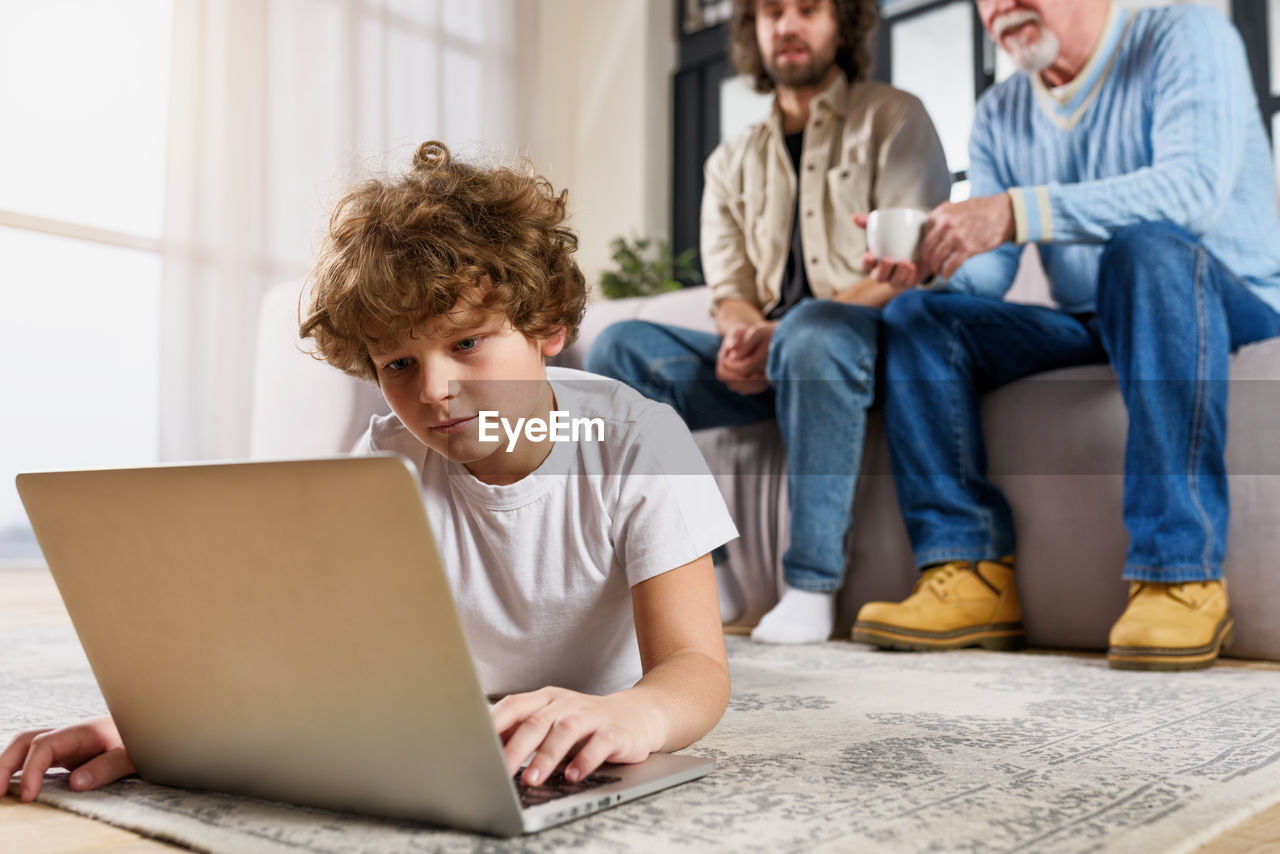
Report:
950,3,1280,314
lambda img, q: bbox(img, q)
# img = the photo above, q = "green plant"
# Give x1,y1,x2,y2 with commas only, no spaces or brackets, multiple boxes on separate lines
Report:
599,236,702,299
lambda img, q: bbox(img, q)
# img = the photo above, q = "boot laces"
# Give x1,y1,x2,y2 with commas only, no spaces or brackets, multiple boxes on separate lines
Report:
923,562,973,599
1168,582,1208,607
1135,581,1206,607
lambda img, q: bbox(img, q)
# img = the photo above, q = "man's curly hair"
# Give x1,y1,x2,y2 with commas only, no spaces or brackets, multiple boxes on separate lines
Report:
300,140,588,382
731,0,878,95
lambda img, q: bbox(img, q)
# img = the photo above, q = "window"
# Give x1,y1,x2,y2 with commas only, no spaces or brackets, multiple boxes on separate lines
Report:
0,0,527,563
0,1,172,561
719,75,773,141
886,1,979,199
875,0,991,200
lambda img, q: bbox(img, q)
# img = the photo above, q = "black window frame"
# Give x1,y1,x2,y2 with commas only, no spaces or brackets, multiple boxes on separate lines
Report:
1234,0,1280,144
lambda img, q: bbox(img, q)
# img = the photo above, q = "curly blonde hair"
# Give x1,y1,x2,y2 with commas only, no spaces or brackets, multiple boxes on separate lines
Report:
300,141,588,382
731,0,878,95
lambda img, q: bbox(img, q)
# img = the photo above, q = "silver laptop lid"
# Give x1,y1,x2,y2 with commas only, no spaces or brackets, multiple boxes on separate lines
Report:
18,455,525,836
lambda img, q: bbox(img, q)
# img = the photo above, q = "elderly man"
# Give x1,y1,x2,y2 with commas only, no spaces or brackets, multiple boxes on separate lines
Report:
852,0,1280,669
587,0,949,643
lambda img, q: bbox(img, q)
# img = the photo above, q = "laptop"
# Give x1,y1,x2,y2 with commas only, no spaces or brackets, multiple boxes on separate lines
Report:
16,454,713,836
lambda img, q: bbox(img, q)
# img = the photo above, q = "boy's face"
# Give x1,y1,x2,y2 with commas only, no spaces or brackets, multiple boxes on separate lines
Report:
367,304,567,483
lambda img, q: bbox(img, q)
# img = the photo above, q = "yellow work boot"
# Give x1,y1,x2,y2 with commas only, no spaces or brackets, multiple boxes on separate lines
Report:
1107,580,1233,671
851,557,1023,651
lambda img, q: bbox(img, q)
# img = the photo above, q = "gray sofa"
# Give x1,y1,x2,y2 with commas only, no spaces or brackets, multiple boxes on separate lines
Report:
556,269,1280,660
250,256,1280,659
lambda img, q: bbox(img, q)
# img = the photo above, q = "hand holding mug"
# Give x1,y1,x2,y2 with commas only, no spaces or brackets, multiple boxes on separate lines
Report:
853,208,931,290
917,194,1016,279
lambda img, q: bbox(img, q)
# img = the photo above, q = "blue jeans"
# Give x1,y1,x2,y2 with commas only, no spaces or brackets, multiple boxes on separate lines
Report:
585,298,881,592
883,222,1280,582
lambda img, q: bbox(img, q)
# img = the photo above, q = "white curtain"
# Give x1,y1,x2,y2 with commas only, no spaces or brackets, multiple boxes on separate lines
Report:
158,0,531,461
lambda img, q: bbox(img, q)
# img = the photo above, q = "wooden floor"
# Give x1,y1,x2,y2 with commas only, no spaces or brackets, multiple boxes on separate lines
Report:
1,563,186,852
2,563,1278,853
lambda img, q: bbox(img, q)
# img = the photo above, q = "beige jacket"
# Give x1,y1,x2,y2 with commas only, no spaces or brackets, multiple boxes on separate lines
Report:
701,73,952,315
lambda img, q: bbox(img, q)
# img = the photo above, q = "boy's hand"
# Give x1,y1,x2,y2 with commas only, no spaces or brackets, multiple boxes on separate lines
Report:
491,687,656,786
0,716,134,802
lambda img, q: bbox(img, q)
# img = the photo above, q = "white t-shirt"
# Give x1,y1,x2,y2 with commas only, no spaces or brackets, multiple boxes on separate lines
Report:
359,367,738,698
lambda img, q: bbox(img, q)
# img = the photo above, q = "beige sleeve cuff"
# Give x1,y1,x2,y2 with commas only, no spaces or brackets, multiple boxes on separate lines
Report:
1007,186,1054,244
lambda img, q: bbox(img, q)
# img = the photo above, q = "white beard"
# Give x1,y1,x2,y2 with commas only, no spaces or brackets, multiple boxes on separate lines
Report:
993,11,1061,74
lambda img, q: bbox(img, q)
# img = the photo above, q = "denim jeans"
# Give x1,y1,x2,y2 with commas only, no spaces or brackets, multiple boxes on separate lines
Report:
585,298,881,592
883,222,1280,582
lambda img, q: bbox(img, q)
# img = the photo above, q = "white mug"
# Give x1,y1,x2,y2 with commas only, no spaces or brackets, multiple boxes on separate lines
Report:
866,208,929,263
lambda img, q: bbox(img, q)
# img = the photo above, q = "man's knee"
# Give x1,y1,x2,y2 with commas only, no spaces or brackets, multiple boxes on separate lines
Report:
1102,221,1195,271
1097,221,1199,312
769,300,878,379
882,288,931,331
776,299,877,341
584,319,656,378
882,288,972,338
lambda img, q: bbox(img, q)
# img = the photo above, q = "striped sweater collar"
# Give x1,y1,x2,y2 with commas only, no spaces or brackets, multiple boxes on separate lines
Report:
1031,3,1131,131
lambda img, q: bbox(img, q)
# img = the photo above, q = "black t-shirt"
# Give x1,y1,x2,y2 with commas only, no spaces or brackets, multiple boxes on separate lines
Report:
766,130,814,321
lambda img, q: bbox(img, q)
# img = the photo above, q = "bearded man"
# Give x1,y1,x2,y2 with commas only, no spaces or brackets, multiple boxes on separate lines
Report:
852,0,1280,669
587,0,950,643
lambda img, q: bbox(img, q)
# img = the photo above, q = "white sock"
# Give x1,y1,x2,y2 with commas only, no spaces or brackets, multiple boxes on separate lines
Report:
715,559,745,625
750,587,836,644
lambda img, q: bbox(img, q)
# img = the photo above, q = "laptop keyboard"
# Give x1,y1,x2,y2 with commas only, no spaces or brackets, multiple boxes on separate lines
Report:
515,770,622,809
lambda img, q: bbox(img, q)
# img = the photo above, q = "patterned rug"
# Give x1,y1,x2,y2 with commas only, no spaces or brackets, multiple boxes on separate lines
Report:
6,625,1280,854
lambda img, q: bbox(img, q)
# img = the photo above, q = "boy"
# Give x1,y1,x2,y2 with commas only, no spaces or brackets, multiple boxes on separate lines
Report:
2,141,736,799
